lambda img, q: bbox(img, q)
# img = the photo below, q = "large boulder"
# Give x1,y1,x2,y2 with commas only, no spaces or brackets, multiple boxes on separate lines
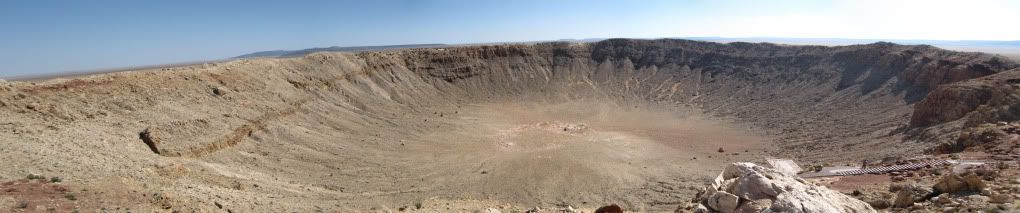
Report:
690,163,876,213
934,173,986,194
893,184,934,208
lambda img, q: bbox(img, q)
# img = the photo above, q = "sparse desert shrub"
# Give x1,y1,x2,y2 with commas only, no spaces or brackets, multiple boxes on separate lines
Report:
65,193,77,201
15,200,28,208
50,176,62,183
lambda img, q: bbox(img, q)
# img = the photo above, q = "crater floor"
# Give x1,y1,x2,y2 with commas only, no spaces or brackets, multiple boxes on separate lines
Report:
368,100,768,210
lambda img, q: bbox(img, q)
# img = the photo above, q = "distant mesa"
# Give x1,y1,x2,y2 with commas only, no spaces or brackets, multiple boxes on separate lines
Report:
234,43,448,58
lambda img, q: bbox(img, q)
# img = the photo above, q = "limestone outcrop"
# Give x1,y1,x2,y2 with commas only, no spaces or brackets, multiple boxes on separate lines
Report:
687,163,876,213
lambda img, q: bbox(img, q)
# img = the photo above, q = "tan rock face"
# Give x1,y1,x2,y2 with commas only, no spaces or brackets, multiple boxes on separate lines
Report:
909,84,995,127
893,184,933,208
934,173,986,194
692,163,876,213
910,68,1020,128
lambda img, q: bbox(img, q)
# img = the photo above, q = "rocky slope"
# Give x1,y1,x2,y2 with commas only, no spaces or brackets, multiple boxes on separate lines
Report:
909,67,1020,153
0,39,1016,211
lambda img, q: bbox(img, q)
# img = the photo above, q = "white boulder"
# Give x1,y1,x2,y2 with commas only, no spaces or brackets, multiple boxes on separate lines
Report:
692,162,876,213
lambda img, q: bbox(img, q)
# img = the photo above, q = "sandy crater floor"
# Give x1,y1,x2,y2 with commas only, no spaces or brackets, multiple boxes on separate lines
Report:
381,101,769,210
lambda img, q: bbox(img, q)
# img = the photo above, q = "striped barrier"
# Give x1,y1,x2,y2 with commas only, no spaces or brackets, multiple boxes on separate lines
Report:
834,160,952,176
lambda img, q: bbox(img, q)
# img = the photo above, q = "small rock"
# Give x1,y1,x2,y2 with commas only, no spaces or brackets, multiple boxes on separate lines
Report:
892,176,906,182
212,86,228,96
981,188,993,196
475,208,501,213
996,203,1011,210
911,202,922,209
707,191,739,212
693,204,710,213
934,195,953,204
593,204,623,213
965,194,990,203
990,193,1013,204
867,198,892,209
974,167,995,176
889,183,908,192
525,207,541,213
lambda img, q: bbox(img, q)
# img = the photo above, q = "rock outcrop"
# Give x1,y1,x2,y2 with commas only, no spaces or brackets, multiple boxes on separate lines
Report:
687,163,875,213
934,173,987,194
892,183,934,208
910,68,1020,127
910,68,1020,152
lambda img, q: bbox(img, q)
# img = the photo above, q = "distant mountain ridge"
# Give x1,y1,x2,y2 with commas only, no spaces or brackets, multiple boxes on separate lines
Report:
675,37,1020,59
235,43,448,58
676,37,1020,47
235,38,1020,60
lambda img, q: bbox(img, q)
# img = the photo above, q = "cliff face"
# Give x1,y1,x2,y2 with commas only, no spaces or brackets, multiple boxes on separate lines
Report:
911,68,1020,127
908,67,1020,153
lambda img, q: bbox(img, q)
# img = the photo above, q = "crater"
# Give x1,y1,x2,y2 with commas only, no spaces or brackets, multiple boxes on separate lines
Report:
0,39,1017,211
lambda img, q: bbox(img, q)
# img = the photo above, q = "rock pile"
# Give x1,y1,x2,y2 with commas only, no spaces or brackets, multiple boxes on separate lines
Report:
683,162,875,213
879,162,1020,212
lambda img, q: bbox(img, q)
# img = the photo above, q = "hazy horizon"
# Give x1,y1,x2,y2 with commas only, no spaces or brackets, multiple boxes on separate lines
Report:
2,0,1019,77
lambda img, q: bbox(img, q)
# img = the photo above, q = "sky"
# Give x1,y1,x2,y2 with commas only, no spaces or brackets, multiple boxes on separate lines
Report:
1,0,1019,77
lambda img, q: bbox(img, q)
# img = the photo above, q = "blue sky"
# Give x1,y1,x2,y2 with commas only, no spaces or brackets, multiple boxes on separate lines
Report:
1,0,1018,77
